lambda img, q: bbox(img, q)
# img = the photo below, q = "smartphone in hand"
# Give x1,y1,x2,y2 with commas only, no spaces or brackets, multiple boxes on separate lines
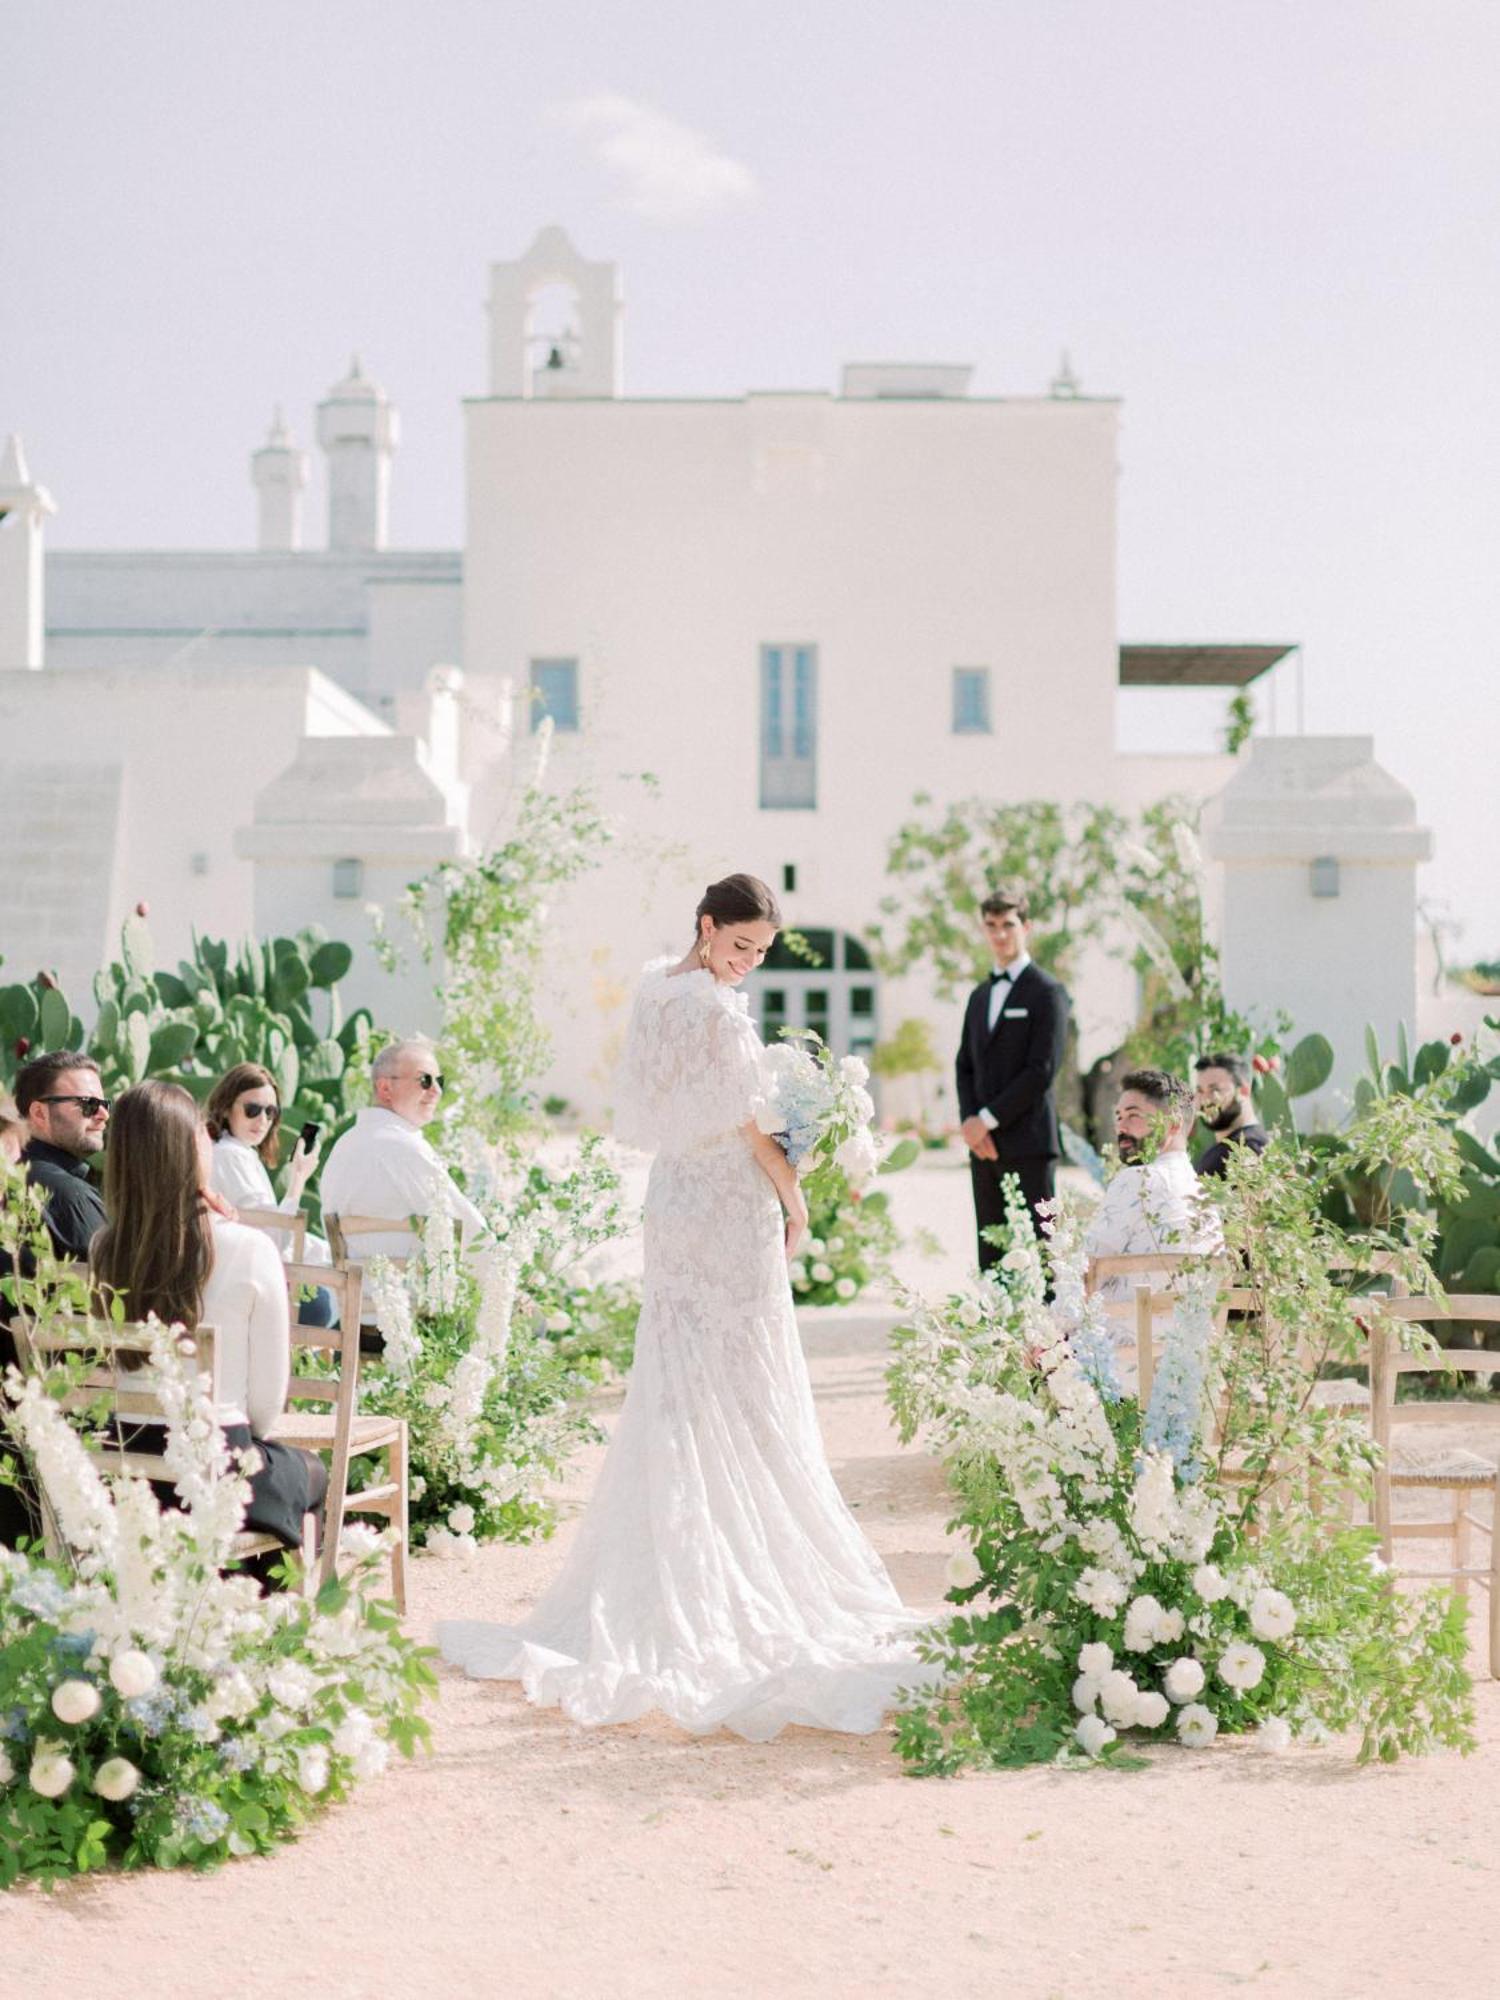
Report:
299,1120,321,1152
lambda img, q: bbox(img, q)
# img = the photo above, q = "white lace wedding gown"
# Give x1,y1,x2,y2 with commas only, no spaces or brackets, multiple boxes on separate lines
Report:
438,957,935,1740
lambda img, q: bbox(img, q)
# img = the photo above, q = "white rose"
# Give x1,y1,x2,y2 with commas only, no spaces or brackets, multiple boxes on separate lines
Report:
1163,1657,1206,1704
30,1747,75,1797
1217,1641,1265,1692
109,1649,158,1700
1153,1608,1185,1645
1074,1568,1129,1617
1191,1564,1229,1604
447,1503,476,1536
788,1262,807,1285
1123,1595,1164,1653
839,1055,871,1086
811,1263,835,1285
807,1238,825,1255
1071,1673,1102,1714
93,1756,140,1802
1133,1690,1170,1729
0,1745,13,1787
338,1523,383,1559
296,1745,330,1794
50,1679,101,1726
834,1278,857,1301
1257,1716,1293,1754
1074,1714,1116,1758
1249,1587,1296,1643
826,1236,846,1254
1099,1669,1140,1726
1176,1702,1219,1748
1077,1641,1113,1678
945,1549,982,1591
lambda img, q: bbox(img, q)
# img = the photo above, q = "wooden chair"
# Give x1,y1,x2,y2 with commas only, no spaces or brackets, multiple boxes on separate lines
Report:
235,1205,308,1262
1085,1254,1229,1404
270,1257,410,1613
324,1212,417,1266
9,1317,303,1574
1368,1295,1500,1676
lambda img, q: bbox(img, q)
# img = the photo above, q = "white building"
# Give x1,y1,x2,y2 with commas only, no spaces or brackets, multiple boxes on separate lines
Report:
2,226,1432,1128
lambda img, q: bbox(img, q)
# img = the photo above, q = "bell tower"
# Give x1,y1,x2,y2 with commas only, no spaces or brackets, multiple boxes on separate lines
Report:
487,225,623,400
316,356,398,551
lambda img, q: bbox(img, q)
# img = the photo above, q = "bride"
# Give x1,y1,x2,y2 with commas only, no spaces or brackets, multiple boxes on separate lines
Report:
438,872,935,1739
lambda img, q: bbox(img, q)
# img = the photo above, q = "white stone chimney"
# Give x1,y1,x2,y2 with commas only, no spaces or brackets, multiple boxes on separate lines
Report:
251,406,310,551
0,434,56,671
316,357,398,551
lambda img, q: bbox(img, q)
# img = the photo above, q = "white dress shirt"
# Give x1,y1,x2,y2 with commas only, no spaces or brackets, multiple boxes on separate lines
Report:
319,1106,485,1263
210,1134,331,1265
1083,1149,1222,1299
201,1217,292,1434
977,953,1033,1130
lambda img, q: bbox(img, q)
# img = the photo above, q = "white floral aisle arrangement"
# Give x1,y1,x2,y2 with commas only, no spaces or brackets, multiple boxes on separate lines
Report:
360,1136,637,1554
0,1330,433,1887
887,1184,1474,1773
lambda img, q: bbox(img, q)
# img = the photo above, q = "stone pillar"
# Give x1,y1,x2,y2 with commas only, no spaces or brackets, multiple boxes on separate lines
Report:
251,407,310,551
0,434,57,671
316,357,398,551
1202,736,1432,1114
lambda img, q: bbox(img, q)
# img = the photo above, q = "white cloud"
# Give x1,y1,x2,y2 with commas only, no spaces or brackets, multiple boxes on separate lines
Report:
554,93,757,225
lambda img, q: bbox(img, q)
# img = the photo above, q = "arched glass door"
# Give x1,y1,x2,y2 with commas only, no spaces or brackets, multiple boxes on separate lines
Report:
751,928,879,1058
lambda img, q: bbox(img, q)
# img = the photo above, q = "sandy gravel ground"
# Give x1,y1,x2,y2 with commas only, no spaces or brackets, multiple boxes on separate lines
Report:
11,1151,1500,2000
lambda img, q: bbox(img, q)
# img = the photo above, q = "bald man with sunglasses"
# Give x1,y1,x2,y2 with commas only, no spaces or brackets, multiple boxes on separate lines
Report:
320,1037,484,1265
14,1050,111,1260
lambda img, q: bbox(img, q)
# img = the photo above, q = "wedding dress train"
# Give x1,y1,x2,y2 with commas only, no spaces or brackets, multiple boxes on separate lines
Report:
437,959,935,1740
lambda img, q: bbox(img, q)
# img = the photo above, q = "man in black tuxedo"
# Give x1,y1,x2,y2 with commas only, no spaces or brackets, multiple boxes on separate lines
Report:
955,884,1070,1269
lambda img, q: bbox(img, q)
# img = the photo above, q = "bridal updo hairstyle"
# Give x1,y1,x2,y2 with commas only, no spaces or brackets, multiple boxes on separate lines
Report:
693,873,782,944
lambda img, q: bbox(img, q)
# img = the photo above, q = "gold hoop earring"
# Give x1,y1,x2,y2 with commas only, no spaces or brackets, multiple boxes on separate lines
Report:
697,934,712,969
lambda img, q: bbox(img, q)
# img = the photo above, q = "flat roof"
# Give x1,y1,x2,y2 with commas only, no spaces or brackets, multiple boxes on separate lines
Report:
1119,643,1297,687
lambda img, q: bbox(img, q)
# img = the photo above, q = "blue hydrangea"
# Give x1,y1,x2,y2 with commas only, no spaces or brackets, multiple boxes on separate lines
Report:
126,1692,177,1739
1071,1317,1124,1404
0,1706,30,1742
179,1798,231,1844
50,1630,95,1663
1142,1275,1216,1481
10,1571,68,1620
219,1736,257,1773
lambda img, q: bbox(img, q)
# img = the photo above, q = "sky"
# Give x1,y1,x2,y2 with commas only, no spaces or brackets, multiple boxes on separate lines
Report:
4,0,1498,955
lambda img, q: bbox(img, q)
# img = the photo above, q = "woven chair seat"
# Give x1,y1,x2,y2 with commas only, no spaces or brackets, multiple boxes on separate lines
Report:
1312,1378,1371,1409
269,1410,403,1452
1389,1443,1497,1487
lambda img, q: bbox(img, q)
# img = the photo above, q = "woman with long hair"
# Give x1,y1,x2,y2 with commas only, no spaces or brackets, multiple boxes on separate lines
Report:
91,1079,326,1554
440,874,938,1738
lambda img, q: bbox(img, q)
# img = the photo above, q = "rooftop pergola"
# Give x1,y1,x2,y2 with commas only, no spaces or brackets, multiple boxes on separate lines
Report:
1118,643,1297,687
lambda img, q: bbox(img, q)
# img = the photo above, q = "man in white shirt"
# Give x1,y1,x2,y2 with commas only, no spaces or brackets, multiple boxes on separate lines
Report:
1084,1068,1221,1299
320,1038,485,1265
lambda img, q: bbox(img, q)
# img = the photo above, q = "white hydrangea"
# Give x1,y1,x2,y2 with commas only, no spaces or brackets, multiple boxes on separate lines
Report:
1073,1567,1130,1617
1153,1607,1185,1645
1099,1669,1141,1727
1072,1673,1102,1714
1123,1594,1165,1653
1163,1657,1206,1704
1217,1641,1265,1692
1133,1690,1170,1729
1176,1702,1219,1747
1074,1714,1116,1758
296,1745,330,1794
1191,1564,1229,1604
50,1680,101,1726
1077,1641,1113,1678
1249,1587,1296,1643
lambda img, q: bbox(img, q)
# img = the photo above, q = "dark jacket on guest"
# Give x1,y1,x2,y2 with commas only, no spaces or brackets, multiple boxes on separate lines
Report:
1194,1122,1270,1180
955,961,1070,1161
21,1140,107,1261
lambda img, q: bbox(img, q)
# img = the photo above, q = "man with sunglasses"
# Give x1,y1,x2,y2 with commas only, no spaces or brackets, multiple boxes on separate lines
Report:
13,1049,111,1260
320,1035,484,1267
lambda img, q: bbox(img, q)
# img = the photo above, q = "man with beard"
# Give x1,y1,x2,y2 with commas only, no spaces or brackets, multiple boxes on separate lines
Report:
1192,1052,1270,1179
1083,1068,1220,1299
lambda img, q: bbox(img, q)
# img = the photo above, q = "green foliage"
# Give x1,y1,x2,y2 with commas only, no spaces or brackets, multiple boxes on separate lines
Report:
1222,688,1256,756
789,1172,899,1307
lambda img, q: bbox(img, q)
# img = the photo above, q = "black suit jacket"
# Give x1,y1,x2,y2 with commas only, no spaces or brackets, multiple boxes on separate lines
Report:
955,962,1070,1162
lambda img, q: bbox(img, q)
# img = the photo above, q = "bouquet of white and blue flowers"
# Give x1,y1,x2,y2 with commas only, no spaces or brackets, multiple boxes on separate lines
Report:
755,1033,881,1197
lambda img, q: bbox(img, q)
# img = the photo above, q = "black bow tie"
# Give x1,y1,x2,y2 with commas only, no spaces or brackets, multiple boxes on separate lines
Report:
990,969,1013,985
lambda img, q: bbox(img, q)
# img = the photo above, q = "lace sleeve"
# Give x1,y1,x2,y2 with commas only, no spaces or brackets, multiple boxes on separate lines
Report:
612,972,764,1156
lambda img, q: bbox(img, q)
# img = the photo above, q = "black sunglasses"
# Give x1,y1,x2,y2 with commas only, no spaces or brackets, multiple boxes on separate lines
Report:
40,1094,111,1118
414,1072,445,1092
240,1101,281,1123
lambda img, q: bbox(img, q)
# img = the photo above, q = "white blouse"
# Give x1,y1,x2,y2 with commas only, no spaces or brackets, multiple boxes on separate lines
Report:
201,1216,292,1435
210,1133,329,1265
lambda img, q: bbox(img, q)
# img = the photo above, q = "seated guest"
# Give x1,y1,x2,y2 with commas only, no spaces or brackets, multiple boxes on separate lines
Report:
1193,1052,1270,1180
90,1079,326,1560
206,1062,335,1327
14,1050,110,1260
1084,1068,1222,1301
320,1037,484,1261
